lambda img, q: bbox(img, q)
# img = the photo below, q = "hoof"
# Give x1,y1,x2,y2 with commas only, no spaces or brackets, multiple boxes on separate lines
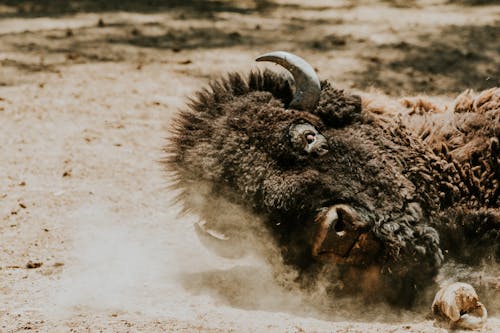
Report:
432,282,487,330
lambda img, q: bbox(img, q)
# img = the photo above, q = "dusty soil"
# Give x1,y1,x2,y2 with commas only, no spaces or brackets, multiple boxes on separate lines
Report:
0,0,499,332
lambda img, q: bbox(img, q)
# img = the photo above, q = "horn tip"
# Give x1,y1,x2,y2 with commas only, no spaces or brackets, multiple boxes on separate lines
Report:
255,51,288,62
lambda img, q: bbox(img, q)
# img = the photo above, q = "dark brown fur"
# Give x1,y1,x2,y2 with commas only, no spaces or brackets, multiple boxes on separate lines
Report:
165,70,499,306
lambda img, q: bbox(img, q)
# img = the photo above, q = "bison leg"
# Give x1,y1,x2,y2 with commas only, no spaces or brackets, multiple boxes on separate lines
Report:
432,282,487,330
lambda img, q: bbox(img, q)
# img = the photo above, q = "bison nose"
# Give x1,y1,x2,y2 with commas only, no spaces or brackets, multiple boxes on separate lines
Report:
332,213,347,234
311,205,370,258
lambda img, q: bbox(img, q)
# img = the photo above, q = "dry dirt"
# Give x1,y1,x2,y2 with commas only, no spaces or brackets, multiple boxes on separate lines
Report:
0,0,499,332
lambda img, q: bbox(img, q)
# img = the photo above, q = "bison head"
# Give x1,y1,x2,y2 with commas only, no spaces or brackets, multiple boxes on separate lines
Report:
166,51,444,306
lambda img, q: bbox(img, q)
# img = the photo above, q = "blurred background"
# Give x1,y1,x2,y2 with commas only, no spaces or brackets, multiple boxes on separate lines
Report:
1,0,498,95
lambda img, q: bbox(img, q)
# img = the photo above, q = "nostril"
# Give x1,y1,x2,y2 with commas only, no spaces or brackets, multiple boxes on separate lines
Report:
334,212,346,233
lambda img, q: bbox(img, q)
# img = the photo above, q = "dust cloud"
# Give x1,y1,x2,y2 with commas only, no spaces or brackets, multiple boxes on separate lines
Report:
172,185,432,323
43,184,424,325
33,177,496,328
44,200,209,320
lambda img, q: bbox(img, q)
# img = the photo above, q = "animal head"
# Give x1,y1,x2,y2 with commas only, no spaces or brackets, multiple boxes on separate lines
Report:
166,51,447,305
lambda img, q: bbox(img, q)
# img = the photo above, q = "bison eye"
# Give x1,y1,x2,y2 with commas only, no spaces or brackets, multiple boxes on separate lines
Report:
289,123,329,156
305,132,316,144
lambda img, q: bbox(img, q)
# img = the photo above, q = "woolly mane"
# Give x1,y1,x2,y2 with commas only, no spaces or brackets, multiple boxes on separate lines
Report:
167,69,293,162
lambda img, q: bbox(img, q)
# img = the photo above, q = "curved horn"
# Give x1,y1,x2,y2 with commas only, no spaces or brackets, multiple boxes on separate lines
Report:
256,51,321,110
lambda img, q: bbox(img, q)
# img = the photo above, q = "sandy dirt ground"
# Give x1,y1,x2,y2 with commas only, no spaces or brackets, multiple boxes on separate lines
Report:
1,0,499,332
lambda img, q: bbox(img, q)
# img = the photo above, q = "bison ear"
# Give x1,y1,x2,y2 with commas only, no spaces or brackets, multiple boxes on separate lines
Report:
312,81,362,127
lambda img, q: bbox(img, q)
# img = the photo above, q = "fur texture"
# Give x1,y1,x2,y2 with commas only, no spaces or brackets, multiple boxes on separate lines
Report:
165,69,499,305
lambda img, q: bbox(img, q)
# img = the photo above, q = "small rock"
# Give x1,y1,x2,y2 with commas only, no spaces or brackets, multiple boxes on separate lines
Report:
228,31,241,39
66,53,80,61
26,261,43,269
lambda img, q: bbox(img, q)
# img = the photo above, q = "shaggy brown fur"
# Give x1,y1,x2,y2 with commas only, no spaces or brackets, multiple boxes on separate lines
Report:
363,88,499,262
165,69,499,306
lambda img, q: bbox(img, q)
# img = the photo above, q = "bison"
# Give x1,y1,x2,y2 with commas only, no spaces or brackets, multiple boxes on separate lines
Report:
165,51,499,326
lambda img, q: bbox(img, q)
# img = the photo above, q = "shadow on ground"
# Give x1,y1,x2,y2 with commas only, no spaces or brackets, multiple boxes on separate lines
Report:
0,0,276,18
383,0,499,7
351,24,500,95
450,0,500,5
1,1,498,94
